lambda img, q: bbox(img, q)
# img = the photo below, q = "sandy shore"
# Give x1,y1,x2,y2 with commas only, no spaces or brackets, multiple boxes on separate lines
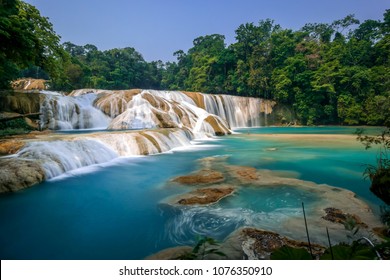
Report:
246,133,364,148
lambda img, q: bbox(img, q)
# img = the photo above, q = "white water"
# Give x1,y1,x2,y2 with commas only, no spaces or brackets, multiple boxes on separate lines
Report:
17,139,118,179
16,129,195,179
20,89,274,180
39,89,271,132
40,92,111,130
204,94,263,128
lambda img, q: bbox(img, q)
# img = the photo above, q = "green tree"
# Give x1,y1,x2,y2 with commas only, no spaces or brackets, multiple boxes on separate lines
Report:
0,0,66,88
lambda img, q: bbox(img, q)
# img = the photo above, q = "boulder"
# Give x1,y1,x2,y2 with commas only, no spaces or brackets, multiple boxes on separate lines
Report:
145,246,193,260
239,228,325,260
0,91,41,115
93,89,142,117
227,165,259,182
182,91,206,109
173,169,224,185
370,169,390,205
322,207,368,228
0,139,25,155
203,115,231,136
176,186,235,205
0,159,46,193
11,78,47,90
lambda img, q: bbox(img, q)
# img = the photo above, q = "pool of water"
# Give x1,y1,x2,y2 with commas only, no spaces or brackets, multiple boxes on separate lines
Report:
0,127,383,259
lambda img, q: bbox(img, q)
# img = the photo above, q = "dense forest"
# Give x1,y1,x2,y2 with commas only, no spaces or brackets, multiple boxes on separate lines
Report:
1,0,389,125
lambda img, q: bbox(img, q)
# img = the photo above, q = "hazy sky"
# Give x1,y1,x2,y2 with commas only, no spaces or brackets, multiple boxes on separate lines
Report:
24,0,389,62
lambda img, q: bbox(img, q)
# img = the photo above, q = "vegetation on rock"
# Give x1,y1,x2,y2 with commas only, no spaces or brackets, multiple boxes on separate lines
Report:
357,128,390,205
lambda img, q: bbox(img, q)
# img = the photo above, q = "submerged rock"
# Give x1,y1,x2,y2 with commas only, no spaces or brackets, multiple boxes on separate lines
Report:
172,169,225,185
0,159,46,193
227,165,259,182
175,186,235,205
322,207,368,228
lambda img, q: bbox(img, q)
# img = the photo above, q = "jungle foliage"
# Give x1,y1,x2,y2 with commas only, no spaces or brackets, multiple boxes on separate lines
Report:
1,1,389,126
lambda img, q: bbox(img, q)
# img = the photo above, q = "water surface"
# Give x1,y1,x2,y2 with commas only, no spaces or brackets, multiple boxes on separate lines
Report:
0,127,382,259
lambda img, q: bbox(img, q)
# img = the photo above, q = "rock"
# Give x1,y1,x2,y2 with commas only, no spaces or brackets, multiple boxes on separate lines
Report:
259,100,277,114
173,169,224,185
145,246,193,260
142,93,170,111
152,109,179,128
0,91,42,115
139,132,162,153
182,91,206,109
372,227,390,239
204,115,231,136
370,169,390,205
0,159,46,193
176,186,235,205
11,78,48,90
239,228,325,260
23,117,39,130
322,207,368,228
227,165,259,182
93,89,142,117
0,139,25,155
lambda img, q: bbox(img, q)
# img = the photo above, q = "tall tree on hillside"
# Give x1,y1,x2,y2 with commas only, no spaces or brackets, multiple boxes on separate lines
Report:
0,0,66,88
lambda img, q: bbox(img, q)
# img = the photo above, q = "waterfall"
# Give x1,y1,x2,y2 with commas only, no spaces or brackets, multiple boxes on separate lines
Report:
40,89,273,132
203,94,264,128
16,129,195,179
39,92,111,130
17,139,118,179
6,89,276,182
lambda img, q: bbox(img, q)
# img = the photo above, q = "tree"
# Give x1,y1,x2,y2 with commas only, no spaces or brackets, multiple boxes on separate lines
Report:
0,0,65,88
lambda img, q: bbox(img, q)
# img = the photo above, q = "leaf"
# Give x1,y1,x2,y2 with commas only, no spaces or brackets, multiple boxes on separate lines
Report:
320,242,377,260
270,246,312,260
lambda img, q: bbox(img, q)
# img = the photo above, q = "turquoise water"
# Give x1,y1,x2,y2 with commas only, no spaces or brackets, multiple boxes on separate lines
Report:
0,127,382,259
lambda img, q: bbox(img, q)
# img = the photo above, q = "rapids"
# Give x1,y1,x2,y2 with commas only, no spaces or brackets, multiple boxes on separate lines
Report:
13,89,275,181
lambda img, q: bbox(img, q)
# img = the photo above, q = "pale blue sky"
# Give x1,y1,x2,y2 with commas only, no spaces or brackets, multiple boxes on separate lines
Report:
24,0,389,62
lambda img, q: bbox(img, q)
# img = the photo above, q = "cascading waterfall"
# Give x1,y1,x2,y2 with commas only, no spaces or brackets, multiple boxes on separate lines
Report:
41,89,271,132
11,89,275,181
40,92,111,130
17,139,118,179
203,94,264,128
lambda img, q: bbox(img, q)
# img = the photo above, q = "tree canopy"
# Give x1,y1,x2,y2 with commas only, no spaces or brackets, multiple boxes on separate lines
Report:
1,1,389,126
0,0,66,88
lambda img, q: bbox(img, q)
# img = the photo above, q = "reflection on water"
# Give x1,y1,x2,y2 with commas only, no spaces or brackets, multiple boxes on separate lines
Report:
0,127,383,259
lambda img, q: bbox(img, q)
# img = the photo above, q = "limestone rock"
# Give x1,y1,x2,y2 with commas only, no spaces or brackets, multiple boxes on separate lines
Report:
93,89,142,117
11,78,48,90
173,169,225,185
0,91,41,115
176,186,235,205
182,91,206,109
227,165,259,182
204,115,231,136
239,228,325,260
0,159,46,193
322,207,368,228
0,139,25,155
145,246,193,260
